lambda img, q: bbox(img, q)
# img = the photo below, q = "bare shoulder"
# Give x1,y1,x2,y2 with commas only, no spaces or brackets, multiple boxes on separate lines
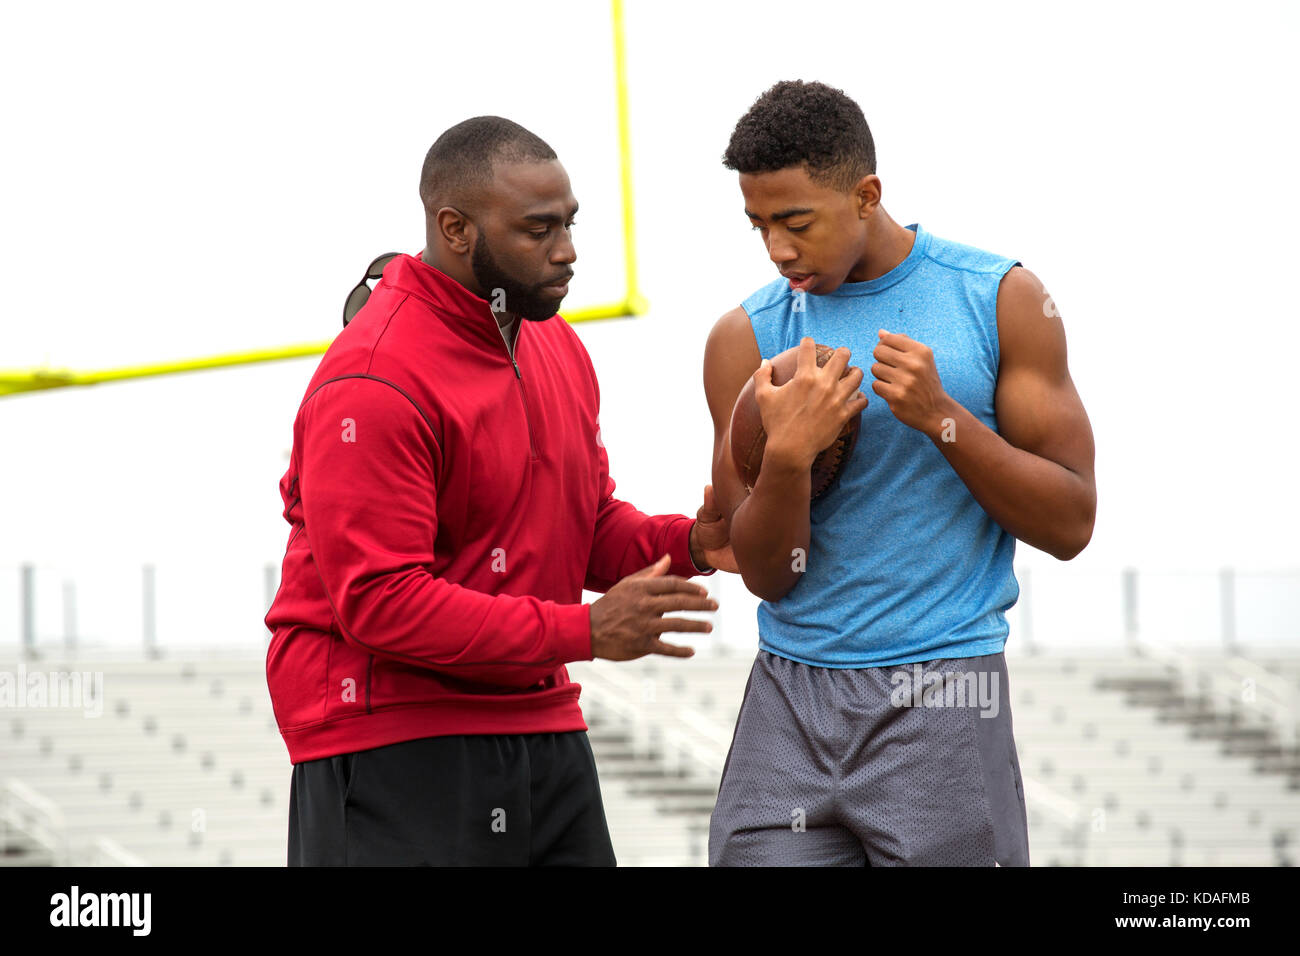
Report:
706,305,759,355
704,305,761,379
992,264,1094,479
995,265,1069,374
702,306,761,521
702,305,761,425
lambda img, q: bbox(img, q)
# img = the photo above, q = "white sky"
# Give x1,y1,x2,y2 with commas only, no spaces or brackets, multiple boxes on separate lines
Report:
1,0,1297,650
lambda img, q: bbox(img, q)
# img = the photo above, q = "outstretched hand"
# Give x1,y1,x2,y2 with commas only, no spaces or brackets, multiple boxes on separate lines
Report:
589,554,717,661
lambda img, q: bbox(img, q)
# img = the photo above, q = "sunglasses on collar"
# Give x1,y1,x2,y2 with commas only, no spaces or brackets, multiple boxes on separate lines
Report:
343,252,401,327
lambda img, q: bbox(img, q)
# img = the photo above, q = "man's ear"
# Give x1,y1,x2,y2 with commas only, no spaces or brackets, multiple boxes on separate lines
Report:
434,206,474,255
854,174,881,219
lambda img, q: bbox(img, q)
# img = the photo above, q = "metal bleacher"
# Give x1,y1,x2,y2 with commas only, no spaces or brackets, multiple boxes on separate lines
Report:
1,652,289,866
3,642,1299,866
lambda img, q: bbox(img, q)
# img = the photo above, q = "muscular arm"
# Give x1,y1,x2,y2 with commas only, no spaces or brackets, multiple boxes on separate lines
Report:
889,266,1096,559
702,306,809,601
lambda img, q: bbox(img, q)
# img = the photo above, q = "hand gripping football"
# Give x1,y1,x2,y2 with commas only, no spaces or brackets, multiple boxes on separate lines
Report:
728,342,862,500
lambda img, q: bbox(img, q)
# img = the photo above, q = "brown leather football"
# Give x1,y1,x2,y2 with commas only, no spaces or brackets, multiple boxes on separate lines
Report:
729,342,861,500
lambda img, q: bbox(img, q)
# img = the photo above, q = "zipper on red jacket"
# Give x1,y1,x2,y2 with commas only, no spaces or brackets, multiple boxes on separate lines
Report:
496,318,538,460
514,371,539,461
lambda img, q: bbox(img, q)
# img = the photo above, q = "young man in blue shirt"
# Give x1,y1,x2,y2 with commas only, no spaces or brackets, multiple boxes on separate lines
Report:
703,80,1096,866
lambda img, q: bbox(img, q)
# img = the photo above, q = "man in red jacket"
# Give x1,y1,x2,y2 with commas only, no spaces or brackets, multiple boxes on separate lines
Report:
265,116,736,866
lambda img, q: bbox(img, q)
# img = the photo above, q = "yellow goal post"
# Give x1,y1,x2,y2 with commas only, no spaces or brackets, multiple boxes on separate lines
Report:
0,0,644,400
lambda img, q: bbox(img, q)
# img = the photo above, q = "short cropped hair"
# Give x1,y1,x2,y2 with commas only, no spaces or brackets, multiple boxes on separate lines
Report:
419,116,557,213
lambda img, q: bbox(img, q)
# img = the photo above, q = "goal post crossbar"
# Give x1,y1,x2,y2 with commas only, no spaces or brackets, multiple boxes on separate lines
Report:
1,0,644,400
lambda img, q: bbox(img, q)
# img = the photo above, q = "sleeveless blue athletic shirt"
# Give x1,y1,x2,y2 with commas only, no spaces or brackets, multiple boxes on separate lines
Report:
742,223,1022,667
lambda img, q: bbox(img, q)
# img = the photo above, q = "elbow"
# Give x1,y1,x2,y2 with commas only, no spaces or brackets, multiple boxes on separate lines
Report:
1050,540,1086,562
730,515,803,602
1049,507,1096,562
745,579,788,603
737,562,799,603
730,539,788,602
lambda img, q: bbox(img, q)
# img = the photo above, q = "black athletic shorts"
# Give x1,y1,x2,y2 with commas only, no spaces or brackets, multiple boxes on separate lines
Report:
287,731,617,866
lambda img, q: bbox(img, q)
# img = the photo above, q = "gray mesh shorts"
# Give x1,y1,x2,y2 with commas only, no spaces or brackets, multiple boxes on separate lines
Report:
709,649,1030,866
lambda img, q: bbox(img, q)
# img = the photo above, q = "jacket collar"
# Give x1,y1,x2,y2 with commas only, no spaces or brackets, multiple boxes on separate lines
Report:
378,251,552,351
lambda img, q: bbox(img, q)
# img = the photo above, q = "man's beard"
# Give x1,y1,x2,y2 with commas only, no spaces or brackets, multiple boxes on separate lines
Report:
471,233,563,321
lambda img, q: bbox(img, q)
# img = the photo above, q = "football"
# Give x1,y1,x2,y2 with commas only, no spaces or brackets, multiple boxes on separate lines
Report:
728,342,862,500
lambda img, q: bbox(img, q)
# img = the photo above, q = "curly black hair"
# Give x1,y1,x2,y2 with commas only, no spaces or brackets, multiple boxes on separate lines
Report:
722,80,876,192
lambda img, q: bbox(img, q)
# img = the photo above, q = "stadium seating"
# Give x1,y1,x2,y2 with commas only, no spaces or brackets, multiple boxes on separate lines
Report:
2,644,1298,866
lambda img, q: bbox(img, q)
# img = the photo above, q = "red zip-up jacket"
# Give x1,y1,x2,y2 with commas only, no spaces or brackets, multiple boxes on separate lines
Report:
264,253,712,764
